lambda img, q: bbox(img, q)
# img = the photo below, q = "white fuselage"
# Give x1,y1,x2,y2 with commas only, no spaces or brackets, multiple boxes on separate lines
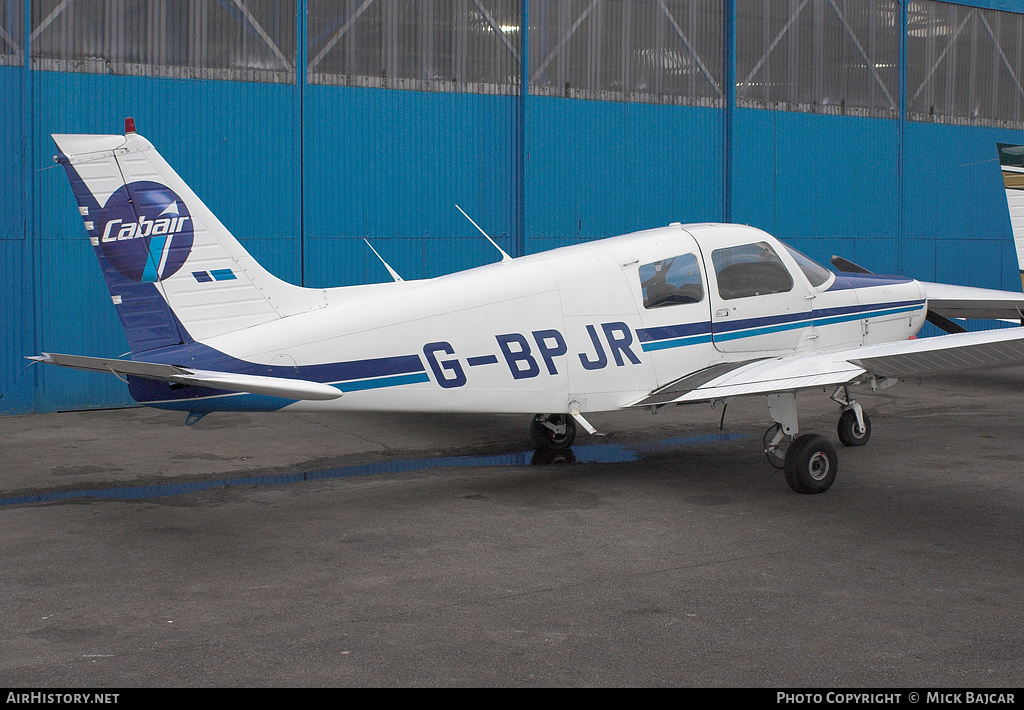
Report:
188,223,927,415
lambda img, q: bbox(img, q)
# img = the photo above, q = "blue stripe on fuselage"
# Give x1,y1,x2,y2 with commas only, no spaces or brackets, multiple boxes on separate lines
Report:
637,299,925,350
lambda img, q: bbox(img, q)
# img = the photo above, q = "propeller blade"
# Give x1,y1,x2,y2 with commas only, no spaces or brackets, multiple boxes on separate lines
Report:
926,311,968,334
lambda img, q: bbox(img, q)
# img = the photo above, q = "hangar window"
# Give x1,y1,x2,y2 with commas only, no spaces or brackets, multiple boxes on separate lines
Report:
529,0,724,106
907,1,1024,128
0,0,22,66
736,0,900,118
29,0,297,83
307,0,521,94
711,242,794,300
639,254,704,309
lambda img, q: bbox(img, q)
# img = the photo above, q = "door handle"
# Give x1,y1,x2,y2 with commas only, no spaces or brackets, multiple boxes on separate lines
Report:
715,309,730,317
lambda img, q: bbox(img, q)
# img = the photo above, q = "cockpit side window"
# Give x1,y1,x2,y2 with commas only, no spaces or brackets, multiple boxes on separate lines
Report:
711,242,794,300
639,253,704,309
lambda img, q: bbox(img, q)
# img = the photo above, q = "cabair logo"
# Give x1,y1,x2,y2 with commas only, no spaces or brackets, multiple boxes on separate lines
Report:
97,181,195,283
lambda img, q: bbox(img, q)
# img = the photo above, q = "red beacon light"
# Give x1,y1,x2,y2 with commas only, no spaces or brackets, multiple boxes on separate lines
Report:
124,117,136,134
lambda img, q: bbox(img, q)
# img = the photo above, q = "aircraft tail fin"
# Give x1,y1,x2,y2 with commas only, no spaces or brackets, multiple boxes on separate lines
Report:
997,144,1024,293
52,123,322,354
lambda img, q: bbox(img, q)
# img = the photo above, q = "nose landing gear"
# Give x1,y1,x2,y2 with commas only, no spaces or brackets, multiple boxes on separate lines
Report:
837,407,871,447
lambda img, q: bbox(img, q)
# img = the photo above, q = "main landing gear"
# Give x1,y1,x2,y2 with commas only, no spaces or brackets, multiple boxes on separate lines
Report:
762,388,872,495
531,413,577,450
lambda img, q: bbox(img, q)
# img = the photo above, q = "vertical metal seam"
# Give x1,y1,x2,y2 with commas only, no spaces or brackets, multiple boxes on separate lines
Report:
899,0,907,276
518,0,529,258
23,0,36,410
299,0,306,286
725,0,736,223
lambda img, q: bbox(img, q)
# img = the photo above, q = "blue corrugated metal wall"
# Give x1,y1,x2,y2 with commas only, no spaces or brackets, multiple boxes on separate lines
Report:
525,97,724,251
1,59,32,413
904,121,1024,292
732,110,901,272
303,85,520,287
3,1,1024,414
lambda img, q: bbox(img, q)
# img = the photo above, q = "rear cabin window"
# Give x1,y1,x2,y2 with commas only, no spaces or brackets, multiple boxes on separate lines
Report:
639,254,704,309
711,242,794,300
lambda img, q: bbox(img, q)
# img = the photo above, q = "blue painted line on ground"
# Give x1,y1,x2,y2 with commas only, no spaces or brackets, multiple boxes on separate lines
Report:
0,433,748,508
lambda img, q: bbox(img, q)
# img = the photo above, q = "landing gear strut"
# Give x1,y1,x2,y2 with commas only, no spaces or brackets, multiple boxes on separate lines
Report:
763,423,787,470
531,414,577,450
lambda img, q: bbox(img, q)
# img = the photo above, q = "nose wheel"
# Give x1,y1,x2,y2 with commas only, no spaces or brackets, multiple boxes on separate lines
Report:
837,408,871,447
832,387,871,447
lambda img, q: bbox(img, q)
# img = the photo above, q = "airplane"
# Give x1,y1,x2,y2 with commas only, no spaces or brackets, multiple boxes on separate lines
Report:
30,120,1024,495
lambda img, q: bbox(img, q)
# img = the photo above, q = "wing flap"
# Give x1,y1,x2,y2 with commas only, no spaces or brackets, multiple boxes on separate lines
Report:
631,355,864,407
29,352,342,402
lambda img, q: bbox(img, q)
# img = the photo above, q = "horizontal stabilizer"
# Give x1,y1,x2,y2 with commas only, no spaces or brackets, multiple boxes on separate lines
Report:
28,352,342,402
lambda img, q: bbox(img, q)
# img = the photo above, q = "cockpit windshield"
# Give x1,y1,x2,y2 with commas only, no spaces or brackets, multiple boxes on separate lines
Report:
783,244,833,288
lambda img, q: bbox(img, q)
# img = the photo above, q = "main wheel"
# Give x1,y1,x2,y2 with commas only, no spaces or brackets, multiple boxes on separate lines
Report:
837,409,871,447
784,434,838,494
530,414,577,450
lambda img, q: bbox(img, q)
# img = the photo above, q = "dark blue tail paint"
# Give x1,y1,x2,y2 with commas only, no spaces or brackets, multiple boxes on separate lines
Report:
56,152,189,354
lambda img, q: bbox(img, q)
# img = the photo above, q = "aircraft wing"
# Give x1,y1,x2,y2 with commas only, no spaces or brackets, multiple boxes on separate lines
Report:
630,327,1024,407
921,281,1024,321
28,353,342,401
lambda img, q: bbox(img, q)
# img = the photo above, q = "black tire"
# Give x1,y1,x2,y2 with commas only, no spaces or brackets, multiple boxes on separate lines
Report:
530,414,577,450
837,409,871,447
784,434,838,494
